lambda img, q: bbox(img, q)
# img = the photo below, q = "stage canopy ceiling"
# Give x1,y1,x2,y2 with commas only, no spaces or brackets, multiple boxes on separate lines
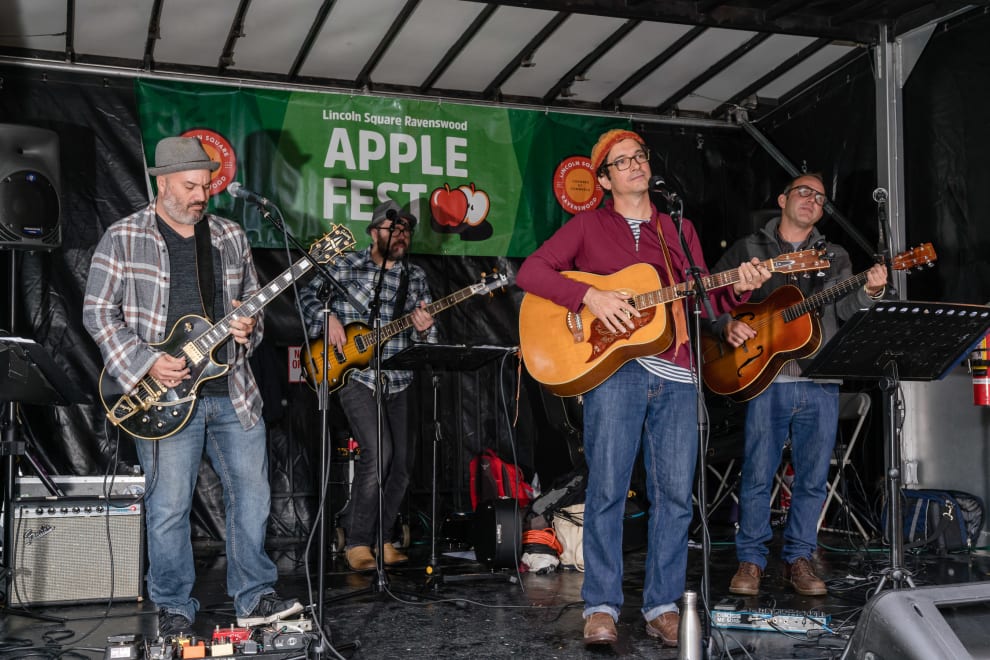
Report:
0,1,984,123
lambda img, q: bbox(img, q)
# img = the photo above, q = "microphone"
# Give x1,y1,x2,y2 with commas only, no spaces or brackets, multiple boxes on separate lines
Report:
649,175,678,201
873,187,888,203
228,182,273,208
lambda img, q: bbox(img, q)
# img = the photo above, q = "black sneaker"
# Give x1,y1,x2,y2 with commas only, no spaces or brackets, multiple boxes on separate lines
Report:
158,608,194,638
236,593,304,627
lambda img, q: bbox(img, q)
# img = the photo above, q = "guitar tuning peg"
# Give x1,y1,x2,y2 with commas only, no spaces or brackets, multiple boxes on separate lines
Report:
802,272,811,279
816,270,826,277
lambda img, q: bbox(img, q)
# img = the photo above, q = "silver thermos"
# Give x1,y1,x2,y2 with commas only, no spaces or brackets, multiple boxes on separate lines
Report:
678,590,702,660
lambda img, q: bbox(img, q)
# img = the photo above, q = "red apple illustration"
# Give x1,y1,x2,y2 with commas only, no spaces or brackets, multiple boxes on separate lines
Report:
458,183,490,227
430,184,468,227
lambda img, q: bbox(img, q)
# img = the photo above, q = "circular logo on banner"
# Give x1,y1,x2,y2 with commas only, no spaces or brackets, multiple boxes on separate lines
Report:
553,156,604,215
180,128,237,196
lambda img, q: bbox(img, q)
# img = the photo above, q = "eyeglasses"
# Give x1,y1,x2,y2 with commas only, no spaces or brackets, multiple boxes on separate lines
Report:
786,185,827,206
604,149,650,172
377,223,411,235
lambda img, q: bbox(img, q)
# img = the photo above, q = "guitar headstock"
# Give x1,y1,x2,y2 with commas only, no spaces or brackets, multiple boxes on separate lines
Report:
310,225,357,263
768,247,831,275
473,270,511,296
892,242,937,271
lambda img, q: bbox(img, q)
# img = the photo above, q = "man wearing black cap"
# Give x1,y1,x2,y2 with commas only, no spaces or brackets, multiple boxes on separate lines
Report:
298,198,436,572
83,136,301,639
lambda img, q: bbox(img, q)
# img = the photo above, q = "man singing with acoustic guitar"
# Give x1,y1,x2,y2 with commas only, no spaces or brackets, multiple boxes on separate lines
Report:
713,172,887,598
516,129,769,647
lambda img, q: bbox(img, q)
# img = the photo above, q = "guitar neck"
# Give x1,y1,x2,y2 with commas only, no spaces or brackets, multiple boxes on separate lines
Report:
632,257,773,310
193,257,315,353
370,283,480,347
784,271,869,321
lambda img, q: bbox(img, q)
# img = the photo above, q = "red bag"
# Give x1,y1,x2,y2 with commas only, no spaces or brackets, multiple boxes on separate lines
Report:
469,448,535,510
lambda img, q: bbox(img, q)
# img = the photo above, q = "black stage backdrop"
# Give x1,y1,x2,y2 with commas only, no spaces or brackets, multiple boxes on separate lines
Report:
2,10,983,540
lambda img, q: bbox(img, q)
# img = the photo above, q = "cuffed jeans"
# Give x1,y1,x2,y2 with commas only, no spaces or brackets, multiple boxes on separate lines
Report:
735,381,839,568
133,396,278,621
580,361,697,622
337,380,411,549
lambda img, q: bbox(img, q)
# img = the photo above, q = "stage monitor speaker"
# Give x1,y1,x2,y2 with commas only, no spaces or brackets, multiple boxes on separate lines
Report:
10,498,144,606
0,123,61,249
842,581,990,660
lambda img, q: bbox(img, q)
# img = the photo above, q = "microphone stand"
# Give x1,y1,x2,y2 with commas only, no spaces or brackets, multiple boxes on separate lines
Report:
873,189,899,299
240,199,356,658
665,191,716,659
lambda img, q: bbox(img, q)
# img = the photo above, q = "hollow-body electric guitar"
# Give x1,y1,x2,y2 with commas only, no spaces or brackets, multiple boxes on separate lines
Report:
304,271,509,390
518,248,830,397
99,226,356,440
700,243,936,402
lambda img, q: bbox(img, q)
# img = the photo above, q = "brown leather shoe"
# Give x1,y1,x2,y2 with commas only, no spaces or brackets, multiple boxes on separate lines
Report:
785,556,827,596
729,561,762,596
345,545,376,572
645,611,679,647
380,543,408,565
582,612,617,645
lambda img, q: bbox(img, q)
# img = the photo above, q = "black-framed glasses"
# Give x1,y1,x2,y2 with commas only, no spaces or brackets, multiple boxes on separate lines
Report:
377,223,411,235
605,149,650,172
786,185,827,206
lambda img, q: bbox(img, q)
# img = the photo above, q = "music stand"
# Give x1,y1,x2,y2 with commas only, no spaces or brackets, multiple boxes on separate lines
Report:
382,343,518,587
1,337,88,618
802,302,990,590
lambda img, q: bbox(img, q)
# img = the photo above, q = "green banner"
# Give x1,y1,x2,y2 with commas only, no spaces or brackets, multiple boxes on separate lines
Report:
136,79,629,257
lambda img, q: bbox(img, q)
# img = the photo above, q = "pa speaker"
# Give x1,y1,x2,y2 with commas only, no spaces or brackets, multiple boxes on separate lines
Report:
11,499,144,606
842,581,990,659
0,124,61,249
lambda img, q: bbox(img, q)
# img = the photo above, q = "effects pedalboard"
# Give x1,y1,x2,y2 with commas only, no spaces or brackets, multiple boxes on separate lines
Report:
104,615,314,659
711,599,831,634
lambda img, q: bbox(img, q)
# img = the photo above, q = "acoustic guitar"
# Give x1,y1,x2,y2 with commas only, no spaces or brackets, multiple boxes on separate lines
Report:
99,226,356,440
700,243,937,402
518,248,830,396
303,271,509,390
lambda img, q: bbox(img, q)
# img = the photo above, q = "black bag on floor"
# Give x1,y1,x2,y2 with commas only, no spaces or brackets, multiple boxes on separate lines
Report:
889,489,985,553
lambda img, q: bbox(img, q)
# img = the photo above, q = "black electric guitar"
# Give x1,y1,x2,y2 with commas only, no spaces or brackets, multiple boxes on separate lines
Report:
99,226,356,440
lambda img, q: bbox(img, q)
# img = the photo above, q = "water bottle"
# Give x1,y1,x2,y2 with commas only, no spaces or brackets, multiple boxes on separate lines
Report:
678,590,702,660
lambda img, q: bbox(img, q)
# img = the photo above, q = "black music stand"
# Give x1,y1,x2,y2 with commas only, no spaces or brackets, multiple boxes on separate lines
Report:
802,302,990,590
383,343,518,587
1,337,87,618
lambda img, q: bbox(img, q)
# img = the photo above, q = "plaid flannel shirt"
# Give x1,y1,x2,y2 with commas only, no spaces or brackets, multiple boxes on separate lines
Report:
298,246,436,393
82,202,264,430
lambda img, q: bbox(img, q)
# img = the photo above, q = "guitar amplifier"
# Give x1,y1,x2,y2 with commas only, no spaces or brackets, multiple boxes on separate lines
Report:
10,476,145,606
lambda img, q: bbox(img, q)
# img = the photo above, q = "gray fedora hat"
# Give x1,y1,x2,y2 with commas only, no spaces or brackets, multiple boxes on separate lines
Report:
148,137,221,176
367,199,418,235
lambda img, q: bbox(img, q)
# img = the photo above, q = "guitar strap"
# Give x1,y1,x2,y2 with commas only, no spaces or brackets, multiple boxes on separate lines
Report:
392,259,410,319
654,221,689,356
194,218,215,321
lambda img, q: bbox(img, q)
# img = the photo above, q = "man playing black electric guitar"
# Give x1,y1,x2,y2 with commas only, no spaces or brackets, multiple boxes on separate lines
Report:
711,172,887,598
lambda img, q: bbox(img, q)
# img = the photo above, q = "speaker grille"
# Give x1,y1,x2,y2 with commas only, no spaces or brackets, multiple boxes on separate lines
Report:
0,170,61,246
12,502,144,606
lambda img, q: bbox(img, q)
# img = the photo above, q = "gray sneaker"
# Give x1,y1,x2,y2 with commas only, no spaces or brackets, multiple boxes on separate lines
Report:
236,593,304,627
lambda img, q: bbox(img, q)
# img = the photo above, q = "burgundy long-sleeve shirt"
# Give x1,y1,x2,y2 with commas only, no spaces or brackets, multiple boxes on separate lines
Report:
516,199,748,371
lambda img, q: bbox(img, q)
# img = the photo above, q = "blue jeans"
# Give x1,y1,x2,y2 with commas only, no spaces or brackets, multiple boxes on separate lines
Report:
580,361,697,622
337,380,411,548
133,396,278,621
735,381,839,568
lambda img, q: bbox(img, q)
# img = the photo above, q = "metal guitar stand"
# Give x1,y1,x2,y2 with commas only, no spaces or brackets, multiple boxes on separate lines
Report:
802,301,990,591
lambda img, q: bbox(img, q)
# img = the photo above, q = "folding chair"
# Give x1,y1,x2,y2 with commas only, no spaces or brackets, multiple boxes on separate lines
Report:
769,392,872,541
817,391,872,540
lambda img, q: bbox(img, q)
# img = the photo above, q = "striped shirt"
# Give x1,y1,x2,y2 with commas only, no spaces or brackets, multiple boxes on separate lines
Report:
625,217,696,384
297,246,437,393
82,202,264,430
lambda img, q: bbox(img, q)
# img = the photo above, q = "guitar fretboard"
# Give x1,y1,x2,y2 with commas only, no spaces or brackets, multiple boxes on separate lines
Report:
368,283,486,348
783,272,869,322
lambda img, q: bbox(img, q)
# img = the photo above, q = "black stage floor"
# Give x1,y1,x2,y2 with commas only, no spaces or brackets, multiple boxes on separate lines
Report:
3,525,990,659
